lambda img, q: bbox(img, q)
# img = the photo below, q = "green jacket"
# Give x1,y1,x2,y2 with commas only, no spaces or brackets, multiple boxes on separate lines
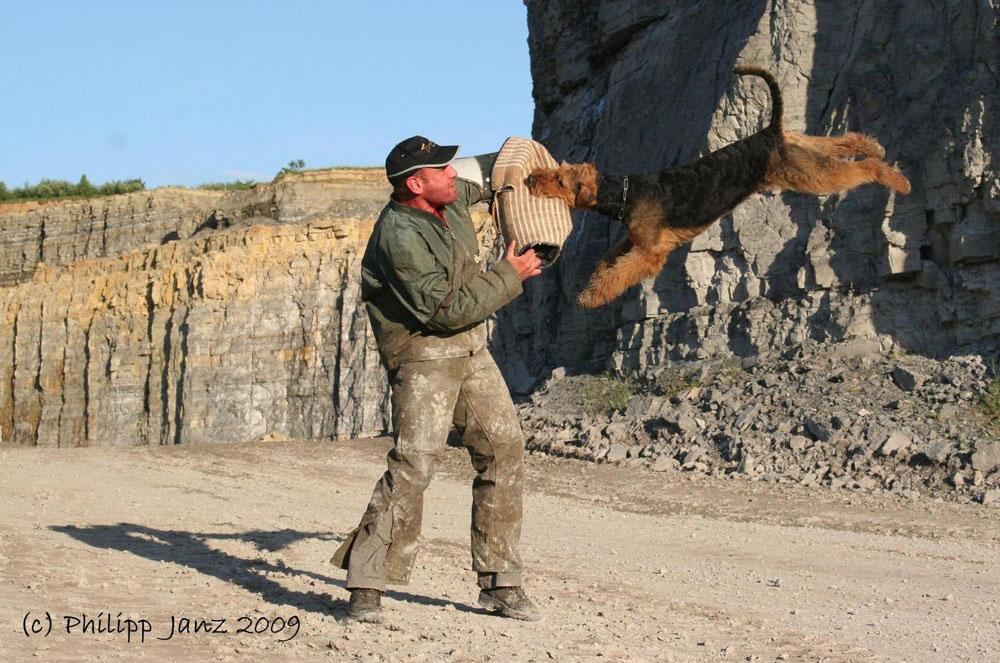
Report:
360,177,523,370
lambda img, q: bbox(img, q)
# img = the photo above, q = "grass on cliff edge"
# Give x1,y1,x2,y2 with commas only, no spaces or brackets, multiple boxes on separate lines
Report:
0,164,384,205
270,165,383,183
195,179,258,191
0,176,145,203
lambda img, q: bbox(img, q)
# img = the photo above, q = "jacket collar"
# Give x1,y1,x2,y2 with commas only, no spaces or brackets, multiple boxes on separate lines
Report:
388,198,452,230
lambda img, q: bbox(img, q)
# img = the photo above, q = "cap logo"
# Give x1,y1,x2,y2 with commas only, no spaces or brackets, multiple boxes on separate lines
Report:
420,141,435,153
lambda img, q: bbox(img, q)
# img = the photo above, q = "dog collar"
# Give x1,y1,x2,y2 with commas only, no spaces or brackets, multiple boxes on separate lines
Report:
618,176,629,220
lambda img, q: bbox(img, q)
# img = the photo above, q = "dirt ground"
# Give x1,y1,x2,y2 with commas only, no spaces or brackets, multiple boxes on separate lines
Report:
1,438,998,663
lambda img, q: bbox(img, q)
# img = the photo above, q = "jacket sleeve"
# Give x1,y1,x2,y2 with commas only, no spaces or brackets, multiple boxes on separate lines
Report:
380,221,523,330
454,177,491,207
425,260,522,332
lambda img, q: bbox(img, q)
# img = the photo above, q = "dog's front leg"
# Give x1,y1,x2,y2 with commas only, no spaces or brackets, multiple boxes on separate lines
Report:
578,239,667,309
578,237,633,308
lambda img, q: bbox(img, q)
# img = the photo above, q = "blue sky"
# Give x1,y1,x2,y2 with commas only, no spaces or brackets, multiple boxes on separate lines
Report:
0,1,534,189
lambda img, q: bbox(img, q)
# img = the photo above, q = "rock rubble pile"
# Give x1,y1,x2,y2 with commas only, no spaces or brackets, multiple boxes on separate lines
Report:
517,341,1000,505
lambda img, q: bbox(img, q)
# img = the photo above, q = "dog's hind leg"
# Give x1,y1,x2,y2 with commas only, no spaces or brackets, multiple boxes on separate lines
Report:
836,133,886,158
776,151,911,195
785,132,886,159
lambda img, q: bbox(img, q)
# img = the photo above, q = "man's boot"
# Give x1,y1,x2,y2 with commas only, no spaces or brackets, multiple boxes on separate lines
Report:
347,588,382,623
478,586,540,621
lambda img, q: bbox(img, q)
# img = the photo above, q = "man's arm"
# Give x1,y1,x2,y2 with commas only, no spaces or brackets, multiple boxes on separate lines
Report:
426,242,541,332
453,176,490,209
379,223,532,332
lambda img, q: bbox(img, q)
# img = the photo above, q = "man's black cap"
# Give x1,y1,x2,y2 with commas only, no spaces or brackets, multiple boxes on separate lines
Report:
385,135,460,181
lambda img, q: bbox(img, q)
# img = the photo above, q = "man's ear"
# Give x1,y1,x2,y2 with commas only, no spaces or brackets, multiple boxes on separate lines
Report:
405,174,423,196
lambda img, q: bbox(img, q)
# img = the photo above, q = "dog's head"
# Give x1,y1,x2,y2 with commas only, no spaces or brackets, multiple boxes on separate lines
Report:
525,162,598,210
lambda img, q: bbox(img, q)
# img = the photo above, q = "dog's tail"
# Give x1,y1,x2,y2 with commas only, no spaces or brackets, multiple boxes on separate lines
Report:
733,66,783,135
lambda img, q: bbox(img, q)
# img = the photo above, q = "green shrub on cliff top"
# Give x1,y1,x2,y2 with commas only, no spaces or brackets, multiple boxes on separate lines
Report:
0,175,145,202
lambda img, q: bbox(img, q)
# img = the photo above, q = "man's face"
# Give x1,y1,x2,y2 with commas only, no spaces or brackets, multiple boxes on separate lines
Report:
410,165,457,207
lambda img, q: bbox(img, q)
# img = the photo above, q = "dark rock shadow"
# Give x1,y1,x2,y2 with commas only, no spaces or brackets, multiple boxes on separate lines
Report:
511,0,770,376
794,3,900,353
191,210,230,236
51,524,482,618
606,1,770,337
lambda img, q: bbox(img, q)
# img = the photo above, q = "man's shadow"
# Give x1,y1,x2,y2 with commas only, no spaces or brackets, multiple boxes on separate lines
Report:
51,524,484,618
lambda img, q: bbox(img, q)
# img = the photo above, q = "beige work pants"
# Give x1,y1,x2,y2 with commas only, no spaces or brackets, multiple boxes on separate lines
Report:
332,348,524,591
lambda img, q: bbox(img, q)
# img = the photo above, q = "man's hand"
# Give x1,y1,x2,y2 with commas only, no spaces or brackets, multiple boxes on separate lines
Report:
505,241,542,281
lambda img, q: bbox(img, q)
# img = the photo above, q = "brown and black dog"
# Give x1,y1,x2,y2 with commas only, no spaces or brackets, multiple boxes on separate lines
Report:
525,66,911,309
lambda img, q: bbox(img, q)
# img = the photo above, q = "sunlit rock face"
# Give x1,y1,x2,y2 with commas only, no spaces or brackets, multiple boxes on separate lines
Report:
1,172,393,446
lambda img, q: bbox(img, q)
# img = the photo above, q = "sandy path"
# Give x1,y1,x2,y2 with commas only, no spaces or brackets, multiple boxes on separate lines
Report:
1,438,998,662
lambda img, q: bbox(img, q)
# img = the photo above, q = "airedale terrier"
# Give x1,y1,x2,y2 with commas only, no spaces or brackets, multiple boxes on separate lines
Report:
525,66,911,309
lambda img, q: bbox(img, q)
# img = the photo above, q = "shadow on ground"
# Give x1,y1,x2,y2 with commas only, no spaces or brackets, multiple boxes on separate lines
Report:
51,523,484,617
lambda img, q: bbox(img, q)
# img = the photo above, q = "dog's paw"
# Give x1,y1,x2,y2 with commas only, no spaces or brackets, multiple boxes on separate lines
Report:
890,170,911,195
860,135,886,159
576,290,602,309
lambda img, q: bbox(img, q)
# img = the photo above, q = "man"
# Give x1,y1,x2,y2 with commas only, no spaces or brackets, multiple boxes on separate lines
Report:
332,135,543,623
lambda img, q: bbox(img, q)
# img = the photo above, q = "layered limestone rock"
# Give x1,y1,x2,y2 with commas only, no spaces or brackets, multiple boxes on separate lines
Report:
1,189,222,287
1,169,502,448
503,0,1000,379
0,171,392,446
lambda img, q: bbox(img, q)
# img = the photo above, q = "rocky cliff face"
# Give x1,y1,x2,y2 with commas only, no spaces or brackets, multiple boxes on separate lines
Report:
502,0,1000,382
0,172,393,446
5,1,998,447
0,170,504,448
